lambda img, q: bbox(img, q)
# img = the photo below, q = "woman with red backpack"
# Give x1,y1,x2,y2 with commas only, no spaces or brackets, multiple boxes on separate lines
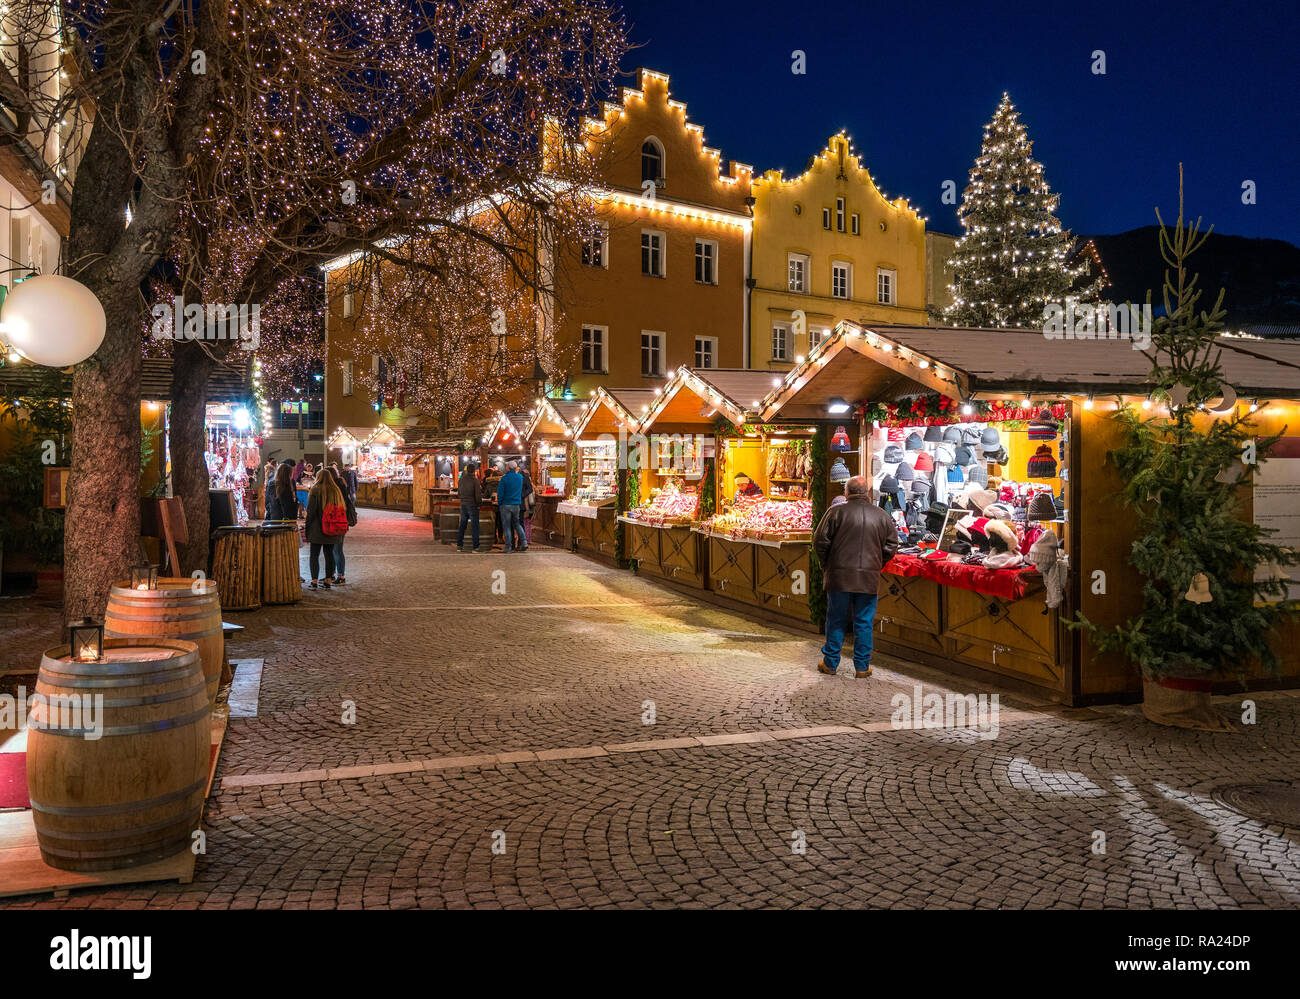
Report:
304,469,350,589
325,466,357,584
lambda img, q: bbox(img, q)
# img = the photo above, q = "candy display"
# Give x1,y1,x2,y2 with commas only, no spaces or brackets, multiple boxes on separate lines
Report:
629,482,700,526
700,497,812,540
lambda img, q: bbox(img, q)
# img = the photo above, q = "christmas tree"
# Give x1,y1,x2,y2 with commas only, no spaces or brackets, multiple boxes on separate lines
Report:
1073,170,1299,728
943,94,1100,328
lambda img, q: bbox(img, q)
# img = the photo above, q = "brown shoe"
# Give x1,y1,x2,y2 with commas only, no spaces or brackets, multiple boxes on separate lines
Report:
817,660,836,676
855,667,872,678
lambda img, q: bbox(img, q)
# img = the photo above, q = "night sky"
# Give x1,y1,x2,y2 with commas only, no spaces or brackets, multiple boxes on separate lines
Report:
618,0,1300,245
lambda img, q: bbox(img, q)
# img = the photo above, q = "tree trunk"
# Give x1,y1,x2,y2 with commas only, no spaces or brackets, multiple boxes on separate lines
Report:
170,343,217,576
63,295,143,619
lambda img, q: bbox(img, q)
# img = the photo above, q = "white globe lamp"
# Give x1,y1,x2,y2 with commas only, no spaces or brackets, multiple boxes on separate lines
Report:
1,275,107,367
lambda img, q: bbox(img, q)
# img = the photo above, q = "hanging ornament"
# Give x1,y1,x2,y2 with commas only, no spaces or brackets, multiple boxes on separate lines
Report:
1184,573,1212,604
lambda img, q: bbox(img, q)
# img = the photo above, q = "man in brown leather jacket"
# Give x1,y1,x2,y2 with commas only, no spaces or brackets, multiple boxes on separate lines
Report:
813,476,899,677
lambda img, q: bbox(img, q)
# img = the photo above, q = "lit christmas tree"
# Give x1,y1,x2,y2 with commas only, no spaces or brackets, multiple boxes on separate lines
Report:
944,94,1100,328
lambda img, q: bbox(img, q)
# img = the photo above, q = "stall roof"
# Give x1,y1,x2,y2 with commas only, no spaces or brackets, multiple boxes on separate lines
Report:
572,387,657,438
0,355,252,404
400,425,475,453
523,397,585,440
638,368,774,431
759,322,1300,418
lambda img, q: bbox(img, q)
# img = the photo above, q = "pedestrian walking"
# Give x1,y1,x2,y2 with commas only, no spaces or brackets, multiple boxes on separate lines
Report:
496,461,527,552
266,461,295,521
325,466,356,583
811,475,898,677
456,463,483,552
304,468,349,589
520,465,536,549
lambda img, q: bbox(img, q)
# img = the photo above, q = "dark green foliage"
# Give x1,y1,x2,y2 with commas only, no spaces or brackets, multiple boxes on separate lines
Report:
0,368,73,567
808,425,828,627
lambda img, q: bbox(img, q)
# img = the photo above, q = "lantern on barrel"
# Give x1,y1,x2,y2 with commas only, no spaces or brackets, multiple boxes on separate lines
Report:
67,617,104,663
130,561,158,591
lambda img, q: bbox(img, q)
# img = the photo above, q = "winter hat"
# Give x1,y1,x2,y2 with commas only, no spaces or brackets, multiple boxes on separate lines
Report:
943,425,963,444
878,476,905,512
949,539,972,556
1027,528,1059,572
956,514,976,539
967,463,988,487
913,451,935,473
830,495,847,507
985,502,1014,520
887,427,904,442
924,502,949,534
954,445,975,466
961,426,982,446
829,457,850,482
905,431,924,451
1027,445,1058,479
1027,492,1058,521
905,503,922,528
984,551,1024,570
968,517,992,551
895,461,915,481
946,465,964,484
923,425,945,443
1028,408,1059,441
934,444,955,465
979,426,1001,449
983,444,1009,466
910,479,934,506
1019,525,1045,555
985,519,1019,553
831,425,852,451
964,487,997,514
883,444,904,463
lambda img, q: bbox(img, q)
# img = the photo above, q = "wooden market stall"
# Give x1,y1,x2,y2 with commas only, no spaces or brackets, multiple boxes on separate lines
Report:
756,320,1300,704
521,398,585,547
329,424,411,509
562,387,657,564
399,425,470,522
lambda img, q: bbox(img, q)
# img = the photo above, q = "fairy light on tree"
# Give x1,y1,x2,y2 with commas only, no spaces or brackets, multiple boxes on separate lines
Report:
942,94,1101,328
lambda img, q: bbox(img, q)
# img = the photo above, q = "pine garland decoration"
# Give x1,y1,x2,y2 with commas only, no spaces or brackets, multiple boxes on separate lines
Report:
808,425,828,627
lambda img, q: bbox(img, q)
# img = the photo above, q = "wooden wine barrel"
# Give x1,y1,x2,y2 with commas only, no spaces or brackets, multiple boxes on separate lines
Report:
212,526,263,611
27,638,210,872
261,522,303,604
105,578,224,704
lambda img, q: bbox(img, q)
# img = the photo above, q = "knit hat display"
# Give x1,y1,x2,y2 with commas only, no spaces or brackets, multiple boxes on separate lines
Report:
905,431,924,451
979,426,1001,448
883,444,904,463
985,519,1019,553
946,465,964,484
829,457,850,482
943,425,963,444
895,461,915,481
1028,408,1059,441
954,445,975,466
967,463,989,487
1027,445,1058,479
923,425,945,443
913,451,935,473
831,425,852,451
1027,492,1058,521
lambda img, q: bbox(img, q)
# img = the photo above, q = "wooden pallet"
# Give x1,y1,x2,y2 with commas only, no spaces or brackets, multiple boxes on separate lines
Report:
0,709,228,899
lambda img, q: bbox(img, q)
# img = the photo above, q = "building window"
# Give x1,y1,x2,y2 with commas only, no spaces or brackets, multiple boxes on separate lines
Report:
641,230,665,277
787,253,809,293
641,331,664,377
851,213,860,235
772,325,789,362
581,226,607,268
641,138,664,184
694,239,718,285
342,360,354,397
836,197,846,233
832,261,852,300
822,207,831,230
581,326,608,374
342,288,354,318
694,336,718,369
877,268,896,305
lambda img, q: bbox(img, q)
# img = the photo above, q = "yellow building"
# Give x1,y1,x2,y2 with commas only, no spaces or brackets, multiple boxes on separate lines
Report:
750,133,927,369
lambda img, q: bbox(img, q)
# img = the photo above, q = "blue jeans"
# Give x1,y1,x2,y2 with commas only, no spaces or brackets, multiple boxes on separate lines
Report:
333,540,345,576
500,504,524,551
457,503,479,549
821,591,878,671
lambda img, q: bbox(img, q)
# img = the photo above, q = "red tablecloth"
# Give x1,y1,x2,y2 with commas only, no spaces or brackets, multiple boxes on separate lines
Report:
883,552,1040,600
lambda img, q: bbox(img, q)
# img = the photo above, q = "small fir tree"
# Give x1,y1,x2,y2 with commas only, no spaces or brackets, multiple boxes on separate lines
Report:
1074,170,1299,685
944,94,1100,328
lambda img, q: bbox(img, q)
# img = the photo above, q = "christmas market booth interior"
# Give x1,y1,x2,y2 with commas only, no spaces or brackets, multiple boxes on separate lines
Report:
562,387,657,563
757,321,1300,705
329,424,409,509
521,397,585,547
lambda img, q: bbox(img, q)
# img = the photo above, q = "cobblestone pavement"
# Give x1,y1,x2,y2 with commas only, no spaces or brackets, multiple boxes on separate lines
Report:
3,508,1300,909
